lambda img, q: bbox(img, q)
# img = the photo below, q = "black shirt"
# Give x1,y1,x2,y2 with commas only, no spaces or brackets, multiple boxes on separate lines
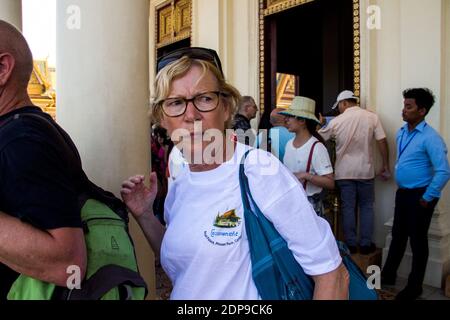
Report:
232,114,255,146
0,107,82,300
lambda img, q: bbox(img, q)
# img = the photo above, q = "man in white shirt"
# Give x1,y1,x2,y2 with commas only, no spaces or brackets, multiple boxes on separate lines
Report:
319,90,390,254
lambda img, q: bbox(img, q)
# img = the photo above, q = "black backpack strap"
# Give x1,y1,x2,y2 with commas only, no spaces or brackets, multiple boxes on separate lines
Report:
62,265,148,300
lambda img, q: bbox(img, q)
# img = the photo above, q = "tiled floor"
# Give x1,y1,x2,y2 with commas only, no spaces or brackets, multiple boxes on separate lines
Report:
381,277,449,300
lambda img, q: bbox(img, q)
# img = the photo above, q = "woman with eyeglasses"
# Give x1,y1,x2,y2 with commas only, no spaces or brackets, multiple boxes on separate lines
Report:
120,47,348,300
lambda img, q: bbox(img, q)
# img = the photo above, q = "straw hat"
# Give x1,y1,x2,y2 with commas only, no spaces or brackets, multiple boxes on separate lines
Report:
279,96,319,124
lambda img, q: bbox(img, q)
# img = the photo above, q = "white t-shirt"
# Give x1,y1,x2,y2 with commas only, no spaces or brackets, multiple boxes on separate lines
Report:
283,137,333,197
167,146,188,188
161,142,341,300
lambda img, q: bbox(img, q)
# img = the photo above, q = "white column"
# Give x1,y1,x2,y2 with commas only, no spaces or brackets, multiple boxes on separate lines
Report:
56,0,155,298
192,0,260,125
0,0,22,30
380,0,450,288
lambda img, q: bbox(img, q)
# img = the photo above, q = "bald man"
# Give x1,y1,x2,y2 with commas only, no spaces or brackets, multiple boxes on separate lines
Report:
0,20,86,299
265,108,294,162
232,96,258,145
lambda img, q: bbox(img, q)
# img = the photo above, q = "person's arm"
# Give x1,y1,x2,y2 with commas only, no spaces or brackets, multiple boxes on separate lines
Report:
121,172,165,258
318,125,332,142
376,138,391,180
0,134,87,286
134,212,165,259
294,172,335,190
312,263,349,300
421,135,450,203
0,215,86,287
294,143,335,189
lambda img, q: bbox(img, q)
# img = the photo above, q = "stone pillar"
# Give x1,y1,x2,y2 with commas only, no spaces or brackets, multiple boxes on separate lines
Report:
191,0,259,126
56,0,155,298
0,0,22,30
382,0,450,289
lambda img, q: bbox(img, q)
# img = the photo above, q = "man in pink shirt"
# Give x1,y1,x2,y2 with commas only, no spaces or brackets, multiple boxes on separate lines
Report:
319,90,390,254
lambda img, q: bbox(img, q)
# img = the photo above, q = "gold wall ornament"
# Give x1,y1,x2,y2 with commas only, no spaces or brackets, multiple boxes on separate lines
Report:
353,0,361,97
174,0,191,37
156,0,192,48
264,0,315,16
158,4,173,44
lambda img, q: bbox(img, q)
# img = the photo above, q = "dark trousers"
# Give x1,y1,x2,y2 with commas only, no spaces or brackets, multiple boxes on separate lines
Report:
382,187,438,289
336,179,375,247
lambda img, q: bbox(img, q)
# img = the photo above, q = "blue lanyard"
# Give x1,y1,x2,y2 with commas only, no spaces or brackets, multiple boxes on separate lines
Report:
398,128,421,160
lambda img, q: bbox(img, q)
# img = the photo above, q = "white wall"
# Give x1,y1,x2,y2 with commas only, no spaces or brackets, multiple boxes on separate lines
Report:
364,0,449,247
365,0,403,247
0,0,22,29
192,0,259,100
440,0,450,229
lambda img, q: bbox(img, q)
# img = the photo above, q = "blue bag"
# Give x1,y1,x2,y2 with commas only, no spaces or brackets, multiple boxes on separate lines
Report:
239,151,378,300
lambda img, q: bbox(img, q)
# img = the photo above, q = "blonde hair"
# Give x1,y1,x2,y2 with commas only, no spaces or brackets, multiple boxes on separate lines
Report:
150,56,241,128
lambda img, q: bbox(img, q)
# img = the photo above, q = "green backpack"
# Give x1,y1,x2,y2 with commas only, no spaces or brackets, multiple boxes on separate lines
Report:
8,198,147,300
1,111,148,300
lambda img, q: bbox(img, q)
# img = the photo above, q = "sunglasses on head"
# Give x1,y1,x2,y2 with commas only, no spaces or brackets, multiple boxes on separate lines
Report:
156,47,224,77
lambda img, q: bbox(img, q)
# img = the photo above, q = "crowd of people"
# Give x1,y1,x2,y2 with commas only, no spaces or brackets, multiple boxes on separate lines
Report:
145,49,450,300
1,19,449,301
228,87,449,300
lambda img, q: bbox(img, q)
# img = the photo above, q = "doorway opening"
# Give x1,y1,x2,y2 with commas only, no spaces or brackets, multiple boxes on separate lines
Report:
260,0,357,128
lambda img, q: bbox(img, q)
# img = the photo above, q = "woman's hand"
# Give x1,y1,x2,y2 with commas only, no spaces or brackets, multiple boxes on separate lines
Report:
120,172,158,220
312,263,350,300
294,172,309,184
121,172,165,257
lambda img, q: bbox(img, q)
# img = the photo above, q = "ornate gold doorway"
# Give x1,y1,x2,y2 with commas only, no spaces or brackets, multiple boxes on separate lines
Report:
258,0,360,126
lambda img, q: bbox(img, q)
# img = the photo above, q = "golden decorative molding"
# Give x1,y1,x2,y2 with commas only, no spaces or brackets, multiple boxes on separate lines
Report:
263,0,314,17
174,0,191,36
353,0,361,98
258,0,362,113
156,0,192,48
259,0,265,114
158,4,173,44
156,32,191,49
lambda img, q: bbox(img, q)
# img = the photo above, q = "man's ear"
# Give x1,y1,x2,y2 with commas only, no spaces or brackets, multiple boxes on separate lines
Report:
0,53,15,86
419,107,427,117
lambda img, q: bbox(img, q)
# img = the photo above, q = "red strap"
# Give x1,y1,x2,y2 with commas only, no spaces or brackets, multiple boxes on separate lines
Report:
303,141,320,189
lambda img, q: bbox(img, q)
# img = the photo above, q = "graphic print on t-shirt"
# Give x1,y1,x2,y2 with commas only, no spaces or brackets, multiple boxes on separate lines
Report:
204,208,242,246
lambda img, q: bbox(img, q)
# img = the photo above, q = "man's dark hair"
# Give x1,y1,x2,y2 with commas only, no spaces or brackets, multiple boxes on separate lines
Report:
403,88,435,115
305,119,325,144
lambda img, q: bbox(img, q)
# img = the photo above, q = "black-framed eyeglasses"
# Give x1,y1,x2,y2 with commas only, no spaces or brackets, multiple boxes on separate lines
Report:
160,91,224,117
157,47,224,77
